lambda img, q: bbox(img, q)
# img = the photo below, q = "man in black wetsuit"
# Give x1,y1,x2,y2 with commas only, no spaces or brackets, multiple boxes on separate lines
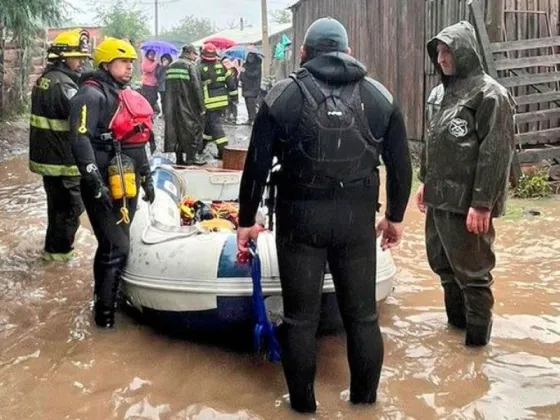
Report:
236,17,412,415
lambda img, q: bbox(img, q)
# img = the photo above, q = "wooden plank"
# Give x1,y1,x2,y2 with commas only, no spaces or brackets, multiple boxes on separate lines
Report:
514,107,560,123
516,145,560,163
497,71,560,87
495,54,560,70
516,126,560,144
514,91,560,105
490,35,560,53
469,0,498,77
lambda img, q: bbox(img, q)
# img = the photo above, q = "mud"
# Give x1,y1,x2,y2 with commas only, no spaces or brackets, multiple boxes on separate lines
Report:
0,113,559,419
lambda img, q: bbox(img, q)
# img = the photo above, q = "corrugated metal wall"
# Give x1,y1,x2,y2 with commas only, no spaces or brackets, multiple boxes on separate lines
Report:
291,0,560,141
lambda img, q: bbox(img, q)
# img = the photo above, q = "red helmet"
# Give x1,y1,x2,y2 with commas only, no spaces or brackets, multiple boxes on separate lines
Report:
201,42,219,61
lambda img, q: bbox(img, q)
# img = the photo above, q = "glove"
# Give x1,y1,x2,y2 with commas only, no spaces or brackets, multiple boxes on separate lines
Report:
94,185,114,211
84,163,113,211
141,176,155,204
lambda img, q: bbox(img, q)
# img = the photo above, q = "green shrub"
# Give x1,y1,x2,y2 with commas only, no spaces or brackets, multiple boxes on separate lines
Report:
512,169,552,199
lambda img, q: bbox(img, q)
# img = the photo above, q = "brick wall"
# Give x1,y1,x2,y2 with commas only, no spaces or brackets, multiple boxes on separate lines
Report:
1,29,47,117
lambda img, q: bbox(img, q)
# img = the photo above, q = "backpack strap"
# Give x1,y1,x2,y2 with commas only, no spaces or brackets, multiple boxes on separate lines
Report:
289,68,325,107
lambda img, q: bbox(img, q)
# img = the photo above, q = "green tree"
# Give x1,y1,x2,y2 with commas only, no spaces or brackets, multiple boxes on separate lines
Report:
0,0,66,116
158,15,214,45
0,0,65,47
96,0,151,43
270,9,292,25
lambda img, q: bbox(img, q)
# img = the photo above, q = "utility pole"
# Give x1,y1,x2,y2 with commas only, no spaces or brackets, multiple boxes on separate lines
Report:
154,0,159,37
261,0,270,76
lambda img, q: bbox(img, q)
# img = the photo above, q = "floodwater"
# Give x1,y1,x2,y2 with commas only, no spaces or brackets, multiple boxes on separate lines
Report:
1,129,559,419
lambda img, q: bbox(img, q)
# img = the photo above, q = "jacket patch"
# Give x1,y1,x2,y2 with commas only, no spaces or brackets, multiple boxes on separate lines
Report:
448,118,469,137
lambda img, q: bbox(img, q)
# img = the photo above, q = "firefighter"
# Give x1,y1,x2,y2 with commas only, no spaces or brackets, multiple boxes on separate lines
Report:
198,43,238,159
416,21,515,346
29,29,91,262
221,56,239,124
163,44,207,166
69,37,155,328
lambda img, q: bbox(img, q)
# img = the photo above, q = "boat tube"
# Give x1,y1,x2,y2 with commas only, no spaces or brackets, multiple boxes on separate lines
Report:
121,162,397,332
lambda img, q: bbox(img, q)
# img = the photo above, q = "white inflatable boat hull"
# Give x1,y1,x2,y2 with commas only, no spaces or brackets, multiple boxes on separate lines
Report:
121,164,397,331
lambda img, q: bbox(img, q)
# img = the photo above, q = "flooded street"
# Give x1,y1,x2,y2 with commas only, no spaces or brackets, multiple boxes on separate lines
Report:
0,120,559,419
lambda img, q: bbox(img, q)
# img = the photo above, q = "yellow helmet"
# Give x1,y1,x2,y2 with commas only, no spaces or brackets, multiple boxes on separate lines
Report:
94,37,138,66
48,29,91,59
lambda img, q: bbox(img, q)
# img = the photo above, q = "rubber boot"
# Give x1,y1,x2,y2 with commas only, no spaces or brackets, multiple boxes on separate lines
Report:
185,154,207,166
216,143,227,160
93,266,121,329
94,301,115,328
175,152,186,166
465,321,493,347
288,382,317,414
443,284,466,329
350,387,377,405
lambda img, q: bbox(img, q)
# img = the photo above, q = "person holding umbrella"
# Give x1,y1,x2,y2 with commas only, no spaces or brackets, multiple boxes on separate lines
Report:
141,49,159,113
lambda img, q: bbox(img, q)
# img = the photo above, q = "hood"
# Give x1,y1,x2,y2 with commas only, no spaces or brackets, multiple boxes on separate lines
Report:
79,69,126,90
45,61,81,84
427,21,484,79
303,52,367,85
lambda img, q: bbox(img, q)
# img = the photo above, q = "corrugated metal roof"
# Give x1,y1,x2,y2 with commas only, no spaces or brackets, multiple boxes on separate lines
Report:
288,0,307,9
192,23,292,47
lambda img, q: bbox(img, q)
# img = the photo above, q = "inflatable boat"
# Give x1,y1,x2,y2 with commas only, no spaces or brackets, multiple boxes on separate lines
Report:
121,161,397,332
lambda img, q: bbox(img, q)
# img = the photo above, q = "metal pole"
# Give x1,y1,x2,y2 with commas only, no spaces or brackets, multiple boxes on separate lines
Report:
154,0,159,37
261,0,270,76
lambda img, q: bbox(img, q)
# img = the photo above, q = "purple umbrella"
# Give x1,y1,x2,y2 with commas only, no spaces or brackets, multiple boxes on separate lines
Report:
140,40,179,57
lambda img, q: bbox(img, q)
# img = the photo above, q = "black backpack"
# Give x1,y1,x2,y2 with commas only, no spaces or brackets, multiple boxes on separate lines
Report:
283,68,381,187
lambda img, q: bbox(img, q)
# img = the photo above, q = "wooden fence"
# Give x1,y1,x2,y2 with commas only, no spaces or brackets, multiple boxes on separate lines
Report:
290,0,425,142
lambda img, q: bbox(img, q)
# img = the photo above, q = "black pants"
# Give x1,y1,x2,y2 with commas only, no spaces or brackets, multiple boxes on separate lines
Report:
142,85,159,113
426,207,495,328
227,101,238,122
202,110,227,159
81,179,138,314
158,91,166,115
275,181,383,412
244,96,257,122
43,176,84,258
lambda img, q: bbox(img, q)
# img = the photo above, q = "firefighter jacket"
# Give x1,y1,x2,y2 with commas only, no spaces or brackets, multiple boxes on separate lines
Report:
29,62,81,177
163,57,205,153
198,60,238,112
420,21,516,218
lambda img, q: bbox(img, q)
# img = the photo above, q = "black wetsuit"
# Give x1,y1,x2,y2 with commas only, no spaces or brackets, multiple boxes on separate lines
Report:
238,52,412,412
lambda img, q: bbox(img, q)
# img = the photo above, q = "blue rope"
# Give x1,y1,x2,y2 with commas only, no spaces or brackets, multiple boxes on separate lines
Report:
248,240,281,362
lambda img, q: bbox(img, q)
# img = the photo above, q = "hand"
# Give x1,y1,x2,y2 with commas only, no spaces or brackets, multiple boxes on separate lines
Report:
237,224,263,254
376,217,403,251
142,177,156,204
466,207,491,235
414,184,427,213
84,163,112,211
95,186,113,211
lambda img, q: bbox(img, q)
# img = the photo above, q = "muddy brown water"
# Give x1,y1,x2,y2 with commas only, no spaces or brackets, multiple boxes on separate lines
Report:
1,151,559,419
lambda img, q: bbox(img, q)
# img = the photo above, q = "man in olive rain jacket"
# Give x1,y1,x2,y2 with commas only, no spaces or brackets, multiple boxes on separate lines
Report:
163,45,207,165
414,21,515,346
